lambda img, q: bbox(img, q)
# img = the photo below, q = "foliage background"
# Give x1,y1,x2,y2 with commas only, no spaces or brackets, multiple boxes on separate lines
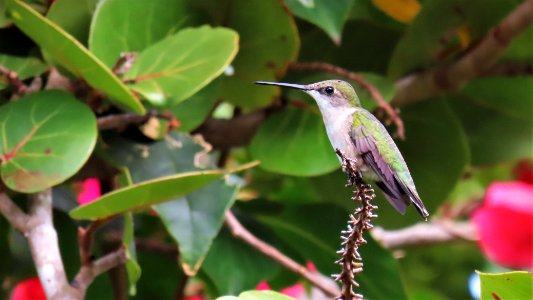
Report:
0,0,531,299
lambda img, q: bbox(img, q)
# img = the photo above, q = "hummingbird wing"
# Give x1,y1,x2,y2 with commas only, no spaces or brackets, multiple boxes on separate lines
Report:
351,110,429,219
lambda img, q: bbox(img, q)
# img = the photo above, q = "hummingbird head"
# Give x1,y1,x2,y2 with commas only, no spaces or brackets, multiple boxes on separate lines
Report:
255,80,361,109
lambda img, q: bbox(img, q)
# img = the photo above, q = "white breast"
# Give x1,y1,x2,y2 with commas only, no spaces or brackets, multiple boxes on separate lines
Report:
310,91,358,162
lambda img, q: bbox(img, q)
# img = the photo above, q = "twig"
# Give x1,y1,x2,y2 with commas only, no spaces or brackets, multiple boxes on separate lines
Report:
97,111,179,131
393,0,533,106
224,211,340,298
0,192,30,232
78,218,111,266
289,62,405,139
71,247,127,293
0,66,29,96
333,149,378,300
371,221,477,249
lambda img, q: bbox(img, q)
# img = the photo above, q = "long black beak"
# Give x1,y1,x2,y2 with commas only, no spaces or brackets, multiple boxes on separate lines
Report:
255,81,309,91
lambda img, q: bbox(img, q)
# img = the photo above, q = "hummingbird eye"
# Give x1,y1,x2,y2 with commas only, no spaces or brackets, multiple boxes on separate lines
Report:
324,86,334,95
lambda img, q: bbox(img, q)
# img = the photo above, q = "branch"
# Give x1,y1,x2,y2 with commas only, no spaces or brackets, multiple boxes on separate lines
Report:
26,190,78,299
371,221,477,249
224,211,340,298
393,0,533,106
0,192,30,232
72,247,127,292
289,62,405,139
97,111,179,131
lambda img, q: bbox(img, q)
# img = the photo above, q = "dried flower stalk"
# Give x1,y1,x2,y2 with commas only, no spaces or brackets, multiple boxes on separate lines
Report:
333,149,378,300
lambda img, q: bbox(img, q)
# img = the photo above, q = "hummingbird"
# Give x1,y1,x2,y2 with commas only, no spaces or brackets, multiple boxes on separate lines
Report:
255,79,429,220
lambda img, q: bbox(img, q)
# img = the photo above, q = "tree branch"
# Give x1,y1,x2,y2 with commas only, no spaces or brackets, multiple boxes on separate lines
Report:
0,192,30,232
393,0,533,106
371,221,477,249
26,189,78,299
289,62,405,139
97,111,178,131
224,211,340,298
72,247,127,293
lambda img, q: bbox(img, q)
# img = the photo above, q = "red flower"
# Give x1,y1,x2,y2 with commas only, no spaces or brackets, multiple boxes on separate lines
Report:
472,182,533,269
76,177,101,205
11,277,46,300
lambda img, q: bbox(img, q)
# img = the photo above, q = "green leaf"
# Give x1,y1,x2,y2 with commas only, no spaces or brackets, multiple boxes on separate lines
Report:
123,212,141,296
449,77,533,165
69,170,224,220
258,203,407,300
6,0,145,113
394,98,469,222
202,228,280,295
46,0,99,44
0,54,47,90
219,0,299,109
124,26,238,106
478,271,533,300
299,19,401,74
171,80,219,132
98,133,245,274
284,0,353,44
155,181,237,275
249,107,339,176
217,290,296,300
0,90,97,193
89,0,197,67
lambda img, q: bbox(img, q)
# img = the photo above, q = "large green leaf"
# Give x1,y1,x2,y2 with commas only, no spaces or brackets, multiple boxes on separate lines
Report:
69,170,224,220
284,0,353,44
449,77,533,165
101,133,243,275
258,203,408,300
249,107,339,176
0,53,47,90
299,19,401,74
46,0,99,44
202,227,280,296
219,0,299,109
89,0,197,67
6,0,145,113
155,181,238,275
478,271,533,300
0,90,97,193
124,26,238,106
394,98,469,223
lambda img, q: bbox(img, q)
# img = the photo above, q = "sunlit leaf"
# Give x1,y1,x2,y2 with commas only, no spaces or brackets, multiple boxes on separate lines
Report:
217,290,295,300
478,271,533,300
284,0,353,44
249,107,339,176
69,170,224,220
124,26,238,106
6,0,145,113
89,0,197,67
0,90,97,193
